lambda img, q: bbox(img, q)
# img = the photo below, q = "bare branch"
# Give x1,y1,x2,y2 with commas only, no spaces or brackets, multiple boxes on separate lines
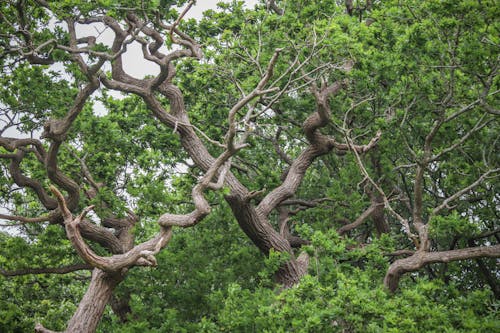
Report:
159,150,234,228
280,198,333,208
0,213,50,225
226,49,282,151
169,0,195,44
432,168,500,216
384,244,500,292
337,203,380,235
0,263,92,277
384,249,416,257
345,132,418,244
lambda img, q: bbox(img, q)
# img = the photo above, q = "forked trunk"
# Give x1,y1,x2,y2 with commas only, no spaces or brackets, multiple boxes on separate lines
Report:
226,195,309,287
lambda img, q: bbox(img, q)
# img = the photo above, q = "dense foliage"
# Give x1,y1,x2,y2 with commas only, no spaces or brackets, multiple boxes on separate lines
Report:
0,0,498,332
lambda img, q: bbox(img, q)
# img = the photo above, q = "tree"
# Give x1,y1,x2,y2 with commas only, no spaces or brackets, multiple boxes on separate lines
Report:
0,0,498,332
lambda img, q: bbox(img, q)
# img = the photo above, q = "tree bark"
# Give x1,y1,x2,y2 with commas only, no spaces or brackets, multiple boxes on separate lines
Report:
384,245,500,293
226,195,308,286
65,269,123,333
35,269,123,333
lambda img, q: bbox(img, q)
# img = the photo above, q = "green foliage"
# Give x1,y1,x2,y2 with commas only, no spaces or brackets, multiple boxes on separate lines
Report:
186,255,498,333
0,230,87,332
0,0,498,332
429,212,479,240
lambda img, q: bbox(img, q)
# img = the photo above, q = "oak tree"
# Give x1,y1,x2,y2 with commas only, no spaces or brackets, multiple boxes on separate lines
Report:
0,0,498,332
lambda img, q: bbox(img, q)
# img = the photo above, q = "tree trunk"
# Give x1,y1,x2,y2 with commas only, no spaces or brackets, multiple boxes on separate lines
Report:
226,195,308,286
40,268,120,333
65,269,123,332
65,269,122,332
35,269,123,333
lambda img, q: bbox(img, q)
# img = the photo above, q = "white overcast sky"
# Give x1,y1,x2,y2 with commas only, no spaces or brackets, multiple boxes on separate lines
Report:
189,0,260,19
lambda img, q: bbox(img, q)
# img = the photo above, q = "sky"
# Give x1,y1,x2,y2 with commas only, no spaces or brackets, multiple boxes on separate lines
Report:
188,0,260,19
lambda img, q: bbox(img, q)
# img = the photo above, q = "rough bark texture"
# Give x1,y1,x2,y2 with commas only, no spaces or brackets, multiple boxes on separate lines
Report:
226,195,309,285
1,3,380,332
34,269,123,333
64,269,123,333
384,245,500,292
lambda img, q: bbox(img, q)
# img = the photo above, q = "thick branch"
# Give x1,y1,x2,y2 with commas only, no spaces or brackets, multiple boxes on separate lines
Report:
257,146,324,217
50,186,171,272
8,150,57,209
384,244,500,292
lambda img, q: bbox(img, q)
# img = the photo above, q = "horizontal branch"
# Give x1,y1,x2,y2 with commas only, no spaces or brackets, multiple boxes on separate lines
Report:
384,244,500,292
384,249,415,257
280,198,333,208
0,263,92,277
0,213,50,224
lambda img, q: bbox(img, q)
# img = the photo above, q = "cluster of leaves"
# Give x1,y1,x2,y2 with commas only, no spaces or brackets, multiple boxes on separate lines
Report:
0,227,87,331
0,0,498,332
97,227,498,332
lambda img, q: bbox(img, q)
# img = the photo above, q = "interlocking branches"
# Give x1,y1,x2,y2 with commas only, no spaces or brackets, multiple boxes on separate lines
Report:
50,185,171,271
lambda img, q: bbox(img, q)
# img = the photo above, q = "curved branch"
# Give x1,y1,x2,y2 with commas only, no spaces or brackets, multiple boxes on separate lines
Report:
159,152,233,228
257,146,324,217
384,244,500,292
50,186,171,272
8,151,58,209
0,213,50,225
337,203,379,235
